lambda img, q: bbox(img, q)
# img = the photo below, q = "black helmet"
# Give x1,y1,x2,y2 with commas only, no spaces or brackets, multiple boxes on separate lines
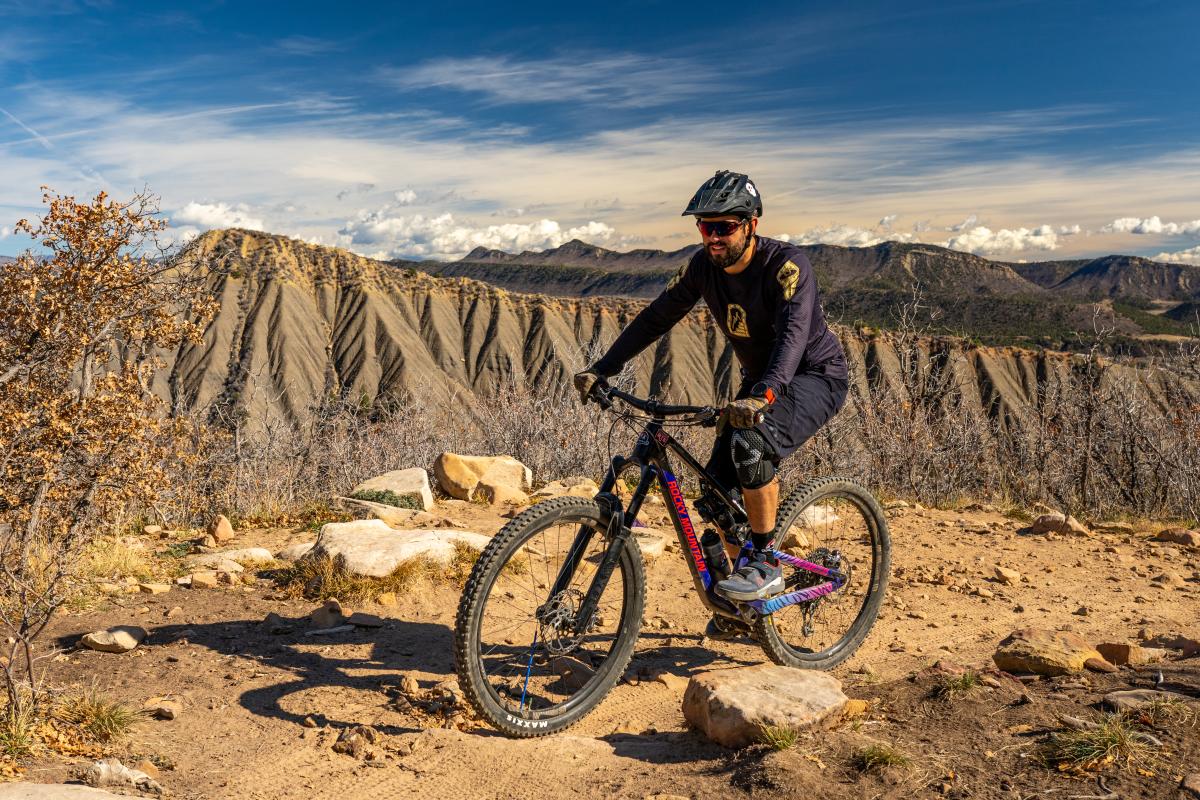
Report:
681,170,763,219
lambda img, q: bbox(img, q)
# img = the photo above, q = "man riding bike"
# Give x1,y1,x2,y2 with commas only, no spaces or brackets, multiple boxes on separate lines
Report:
574,170,849,620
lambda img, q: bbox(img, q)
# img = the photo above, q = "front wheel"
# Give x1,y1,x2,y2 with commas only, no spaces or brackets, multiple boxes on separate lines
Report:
454,496,645,737
755,477,890,669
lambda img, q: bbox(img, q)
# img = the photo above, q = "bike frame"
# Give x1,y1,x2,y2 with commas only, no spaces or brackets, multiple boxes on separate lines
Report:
551,413,846,633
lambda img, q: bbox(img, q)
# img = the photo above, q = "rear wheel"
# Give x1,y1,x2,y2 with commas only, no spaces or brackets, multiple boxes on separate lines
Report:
756,477,890,669
454,496,645,737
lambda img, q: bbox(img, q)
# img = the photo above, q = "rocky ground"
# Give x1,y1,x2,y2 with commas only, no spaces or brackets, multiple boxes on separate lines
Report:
8,497,1200,799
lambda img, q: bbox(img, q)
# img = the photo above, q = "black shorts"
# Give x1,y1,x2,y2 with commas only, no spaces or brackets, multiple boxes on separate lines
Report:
703,372,849,492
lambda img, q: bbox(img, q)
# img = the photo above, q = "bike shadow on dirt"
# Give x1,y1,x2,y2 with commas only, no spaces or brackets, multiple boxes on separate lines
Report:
55,619,758,741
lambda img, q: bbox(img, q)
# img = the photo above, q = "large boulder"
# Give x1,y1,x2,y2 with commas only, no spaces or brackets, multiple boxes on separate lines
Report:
434,453,532,501
682,665,848,748
349,468,434,512
308,519,490,577
993,628,1105,675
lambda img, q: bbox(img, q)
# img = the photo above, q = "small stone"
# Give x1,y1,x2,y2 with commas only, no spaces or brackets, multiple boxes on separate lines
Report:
1073,606,1089,616
81,626,147,654
208,514,235,543
164,606,183,619
551,656,595,691
844,698,870,717
1083,657,1117,673
654,672,690,692
994,566,1020,585
310,599,344,629
188,571,220,589
1151,571,1186,589
973,587,995,599
201,534,218,548
376,592,398,607
143,524,163,536
143,696,183,720
134,759,159,780
400,675,420,695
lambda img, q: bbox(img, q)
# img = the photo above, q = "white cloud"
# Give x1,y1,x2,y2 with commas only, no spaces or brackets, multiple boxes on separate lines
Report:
779,224,917,248
942,225,1061,255
383,52,724,108
0,225,10,238
1101,216,1200,235
338,206,618,259
172,201,264,231
392,189,417,205
1153,245,1200,265
1058,224,1082,235
947,214,978,232
912,220,931,233
877,214,898,228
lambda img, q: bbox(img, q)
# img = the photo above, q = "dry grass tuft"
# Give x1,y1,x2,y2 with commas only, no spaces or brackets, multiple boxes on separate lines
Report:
932,670,981,700
0,704,38,759
758,724,800,751
853,742,912,772
1038,713,1157,773
56,686,141,744
81,537,153,581
276,545,482,604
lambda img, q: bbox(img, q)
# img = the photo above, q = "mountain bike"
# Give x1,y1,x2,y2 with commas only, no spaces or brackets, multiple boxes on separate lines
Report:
454,380,890,737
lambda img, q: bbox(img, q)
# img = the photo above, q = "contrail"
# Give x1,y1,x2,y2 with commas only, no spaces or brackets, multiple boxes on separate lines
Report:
0,105,54,150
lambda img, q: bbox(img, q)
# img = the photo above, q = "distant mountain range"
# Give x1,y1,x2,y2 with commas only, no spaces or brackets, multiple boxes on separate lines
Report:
404,238,1200,351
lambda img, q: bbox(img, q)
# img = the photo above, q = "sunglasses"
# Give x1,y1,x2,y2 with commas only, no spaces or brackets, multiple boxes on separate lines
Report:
696,219,745,238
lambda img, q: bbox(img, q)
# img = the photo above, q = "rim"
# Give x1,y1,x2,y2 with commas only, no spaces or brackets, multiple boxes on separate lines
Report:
769,489,880,658
472,509,631,719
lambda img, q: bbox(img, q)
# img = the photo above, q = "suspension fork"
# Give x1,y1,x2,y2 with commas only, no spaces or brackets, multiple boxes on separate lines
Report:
566,463,658,635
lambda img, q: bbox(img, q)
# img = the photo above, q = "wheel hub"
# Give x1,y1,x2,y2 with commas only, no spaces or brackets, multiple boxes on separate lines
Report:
537,588,589,655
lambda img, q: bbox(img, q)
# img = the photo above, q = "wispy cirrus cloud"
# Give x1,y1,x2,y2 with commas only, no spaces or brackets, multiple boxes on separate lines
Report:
381,52,728,108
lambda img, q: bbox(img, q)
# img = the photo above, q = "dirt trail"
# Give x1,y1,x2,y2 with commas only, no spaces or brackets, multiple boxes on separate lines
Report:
28,500,1200,799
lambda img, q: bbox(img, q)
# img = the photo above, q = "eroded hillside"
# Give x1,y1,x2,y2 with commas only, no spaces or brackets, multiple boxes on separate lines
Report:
163,229,1192,433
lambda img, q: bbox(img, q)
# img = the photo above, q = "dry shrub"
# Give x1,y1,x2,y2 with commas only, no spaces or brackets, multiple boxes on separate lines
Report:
277,545,481,604
56,685,140,744
0,189,215,723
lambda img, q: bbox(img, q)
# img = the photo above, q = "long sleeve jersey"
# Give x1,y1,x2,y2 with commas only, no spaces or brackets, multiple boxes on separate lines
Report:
592,236,847,397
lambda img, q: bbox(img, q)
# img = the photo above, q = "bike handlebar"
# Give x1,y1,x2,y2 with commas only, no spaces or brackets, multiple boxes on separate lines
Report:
591,380,720,424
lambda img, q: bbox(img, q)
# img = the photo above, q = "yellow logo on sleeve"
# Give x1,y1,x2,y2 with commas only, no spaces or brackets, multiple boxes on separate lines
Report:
666,263,687,290
777,260,800,300
726,304,750,337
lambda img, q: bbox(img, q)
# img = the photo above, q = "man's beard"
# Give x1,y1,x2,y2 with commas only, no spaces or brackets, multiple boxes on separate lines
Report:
708,235,749,268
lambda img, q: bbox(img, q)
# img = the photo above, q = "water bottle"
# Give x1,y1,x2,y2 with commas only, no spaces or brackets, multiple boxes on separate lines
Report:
700,529,731,579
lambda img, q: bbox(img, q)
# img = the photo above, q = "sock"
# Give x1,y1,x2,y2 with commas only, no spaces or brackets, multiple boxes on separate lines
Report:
750,528,775,552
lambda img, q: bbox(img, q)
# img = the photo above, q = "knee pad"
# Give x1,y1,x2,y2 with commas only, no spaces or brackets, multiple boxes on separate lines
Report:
730,428,776,489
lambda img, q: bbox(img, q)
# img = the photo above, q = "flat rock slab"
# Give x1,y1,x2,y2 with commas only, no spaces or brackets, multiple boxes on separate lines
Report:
1103,689,1192,712
350,467,434,511
682,665,848,748
275,541,315,561
309,519,490,577
0,784,134,799
187,547,272,568
993,628,1103,676
80,626,147,653
338,497,435,528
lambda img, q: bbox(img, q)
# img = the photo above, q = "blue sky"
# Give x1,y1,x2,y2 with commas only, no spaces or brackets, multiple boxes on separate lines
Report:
2,0,1198,263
